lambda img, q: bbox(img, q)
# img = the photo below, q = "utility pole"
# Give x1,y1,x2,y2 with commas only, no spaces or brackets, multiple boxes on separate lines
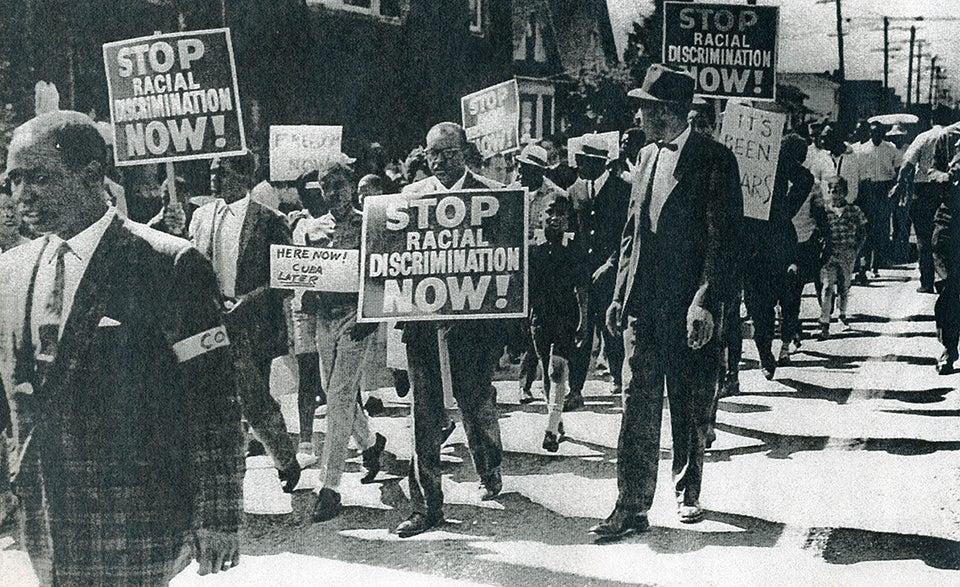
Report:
883,17,889,96
916,40,924,104
835,0,845,80
929,55,938,106
907,25,915,107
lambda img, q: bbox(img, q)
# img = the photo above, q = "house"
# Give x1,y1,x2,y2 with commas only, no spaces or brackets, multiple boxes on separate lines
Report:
512,0,619,141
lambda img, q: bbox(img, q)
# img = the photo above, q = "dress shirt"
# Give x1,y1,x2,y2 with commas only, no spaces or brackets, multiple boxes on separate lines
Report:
401,172,469,195
903,123,960,183
649,126,691,233
829,147,862,204
803,147,836,185
854,140,901,182
213,194,250,298
32,207,116,343
507,176,566,244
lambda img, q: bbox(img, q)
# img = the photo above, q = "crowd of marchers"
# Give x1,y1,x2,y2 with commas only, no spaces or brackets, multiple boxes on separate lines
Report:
1,63,960,585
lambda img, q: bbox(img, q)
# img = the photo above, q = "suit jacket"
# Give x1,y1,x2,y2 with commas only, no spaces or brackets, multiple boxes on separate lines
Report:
613,131,743,328
400,171,507,352
0,218,241,584
742,157,815,273
572,173,632,277
190,197,292,359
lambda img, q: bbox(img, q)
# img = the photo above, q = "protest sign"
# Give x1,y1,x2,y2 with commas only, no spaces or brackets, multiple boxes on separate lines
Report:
269,125,343,182
719,101,785,221
663,2,779,101
567,131,620,168
103,28,246,166
461,80,520,159
270,245,360,292
359,189,528,322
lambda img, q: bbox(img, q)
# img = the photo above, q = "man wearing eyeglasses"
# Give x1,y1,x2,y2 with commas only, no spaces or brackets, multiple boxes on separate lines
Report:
394,122,506,537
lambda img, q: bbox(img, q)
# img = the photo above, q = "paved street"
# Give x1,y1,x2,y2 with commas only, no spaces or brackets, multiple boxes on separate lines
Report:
3,266,960,586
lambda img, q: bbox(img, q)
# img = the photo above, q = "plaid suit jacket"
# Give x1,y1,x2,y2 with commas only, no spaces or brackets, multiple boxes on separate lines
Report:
0,216,242,585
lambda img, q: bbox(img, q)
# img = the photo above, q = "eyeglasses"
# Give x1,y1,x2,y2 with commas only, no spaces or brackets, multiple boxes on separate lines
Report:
425,147,464,162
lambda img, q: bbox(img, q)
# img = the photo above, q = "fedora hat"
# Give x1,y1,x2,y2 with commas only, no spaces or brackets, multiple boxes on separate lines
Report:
575,133,612,161
516,144,549,168
628,64,695,104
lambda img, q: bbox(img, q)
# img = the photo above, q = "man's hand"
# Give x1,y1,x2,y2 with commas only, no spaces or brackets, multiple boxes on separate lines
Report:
163,201,187,235
605,302,622,336
278,459,301,494
686,304,714,350
193,528,239,575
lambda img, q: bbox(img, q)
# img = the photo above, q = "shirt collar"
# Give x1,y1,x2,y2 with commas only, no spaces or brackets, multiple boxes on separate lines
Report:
56,207,117,262
670,126,692,154
226,194,250,215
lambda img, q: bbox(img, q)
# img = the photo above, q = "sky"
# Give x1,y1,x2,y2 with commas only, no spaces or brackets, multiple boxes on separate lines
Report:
606,0,960,102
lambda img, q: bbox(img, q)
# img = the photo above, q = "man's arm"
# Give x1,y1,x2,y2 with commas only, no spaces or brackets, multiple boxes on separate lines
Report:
168,247,242,573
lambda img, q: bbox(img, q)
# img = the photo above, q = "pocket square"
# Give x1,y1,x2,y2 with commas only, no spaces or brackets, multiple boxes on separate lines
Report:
98,316,122,327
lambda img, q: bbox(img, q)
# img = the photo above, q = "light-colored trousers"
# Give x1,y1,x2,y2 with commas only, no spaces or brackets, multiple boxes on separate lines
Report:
820,257,856,324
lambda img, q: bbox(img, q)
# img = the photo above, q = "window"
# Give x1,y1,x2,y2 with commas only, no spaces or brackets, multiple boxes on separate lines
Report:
520,95,538,141
309,0,400,19
515,13,546,62
469,0,483,34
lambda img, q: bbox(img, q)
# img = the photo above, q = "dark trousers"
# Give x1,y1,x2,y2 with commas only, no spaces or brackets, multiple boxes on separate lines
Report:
743,259,788,345
518,320,540,393
617,316,715,511
935,278,960,357
228,320,296,468
569,281,623,394
406,328,503,515
858,181,895,273
912,184,942,290
782,238,819,341
720,284,742,376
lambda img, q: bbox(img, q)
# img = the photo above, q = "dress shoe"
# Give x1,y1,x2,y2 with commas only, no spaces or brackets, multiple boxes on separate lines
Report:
311,487,342,522
777,345,791,366
480,471,502,500
719,370,740,398
278,460,301,494
542,431,560,453
361,433,387,483
817,323,830,341
839,314,849,328
589,509,649,539
440,421,456,445
936,351,958,375
758,344,776,381
917,285,935,294
246,439,266,458
396,511,444,538
519,388,535,404
678,501,705,523
562,393,585,412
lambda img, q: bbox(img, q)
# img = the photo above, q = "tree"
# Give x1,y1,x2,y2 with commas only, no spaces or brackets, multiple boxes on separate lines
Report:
560,64,635,137
623,0,693,84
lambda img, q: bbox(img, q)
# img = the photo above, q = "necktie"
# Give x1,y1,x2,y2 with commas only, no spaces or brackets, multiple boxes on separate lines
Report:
37,239,70,361
644,149,664,232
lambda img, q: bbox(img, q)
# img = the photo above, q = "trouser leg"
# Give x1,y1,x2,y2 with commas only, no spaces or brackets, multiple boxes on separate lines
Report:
518,321,540,393
615,316,664,514
912,188,939,289
568,313,594,396
448,331,503,480
935,278,960,355
837,260,855,316
405,332,446,515
820,264,838,324
296,352,321,444
546,353,570,434
666,361,713,506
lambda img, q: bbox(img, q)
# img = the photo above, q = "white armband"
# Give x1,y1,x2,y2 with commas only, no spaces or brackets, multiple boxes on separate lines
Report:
173,325,230,362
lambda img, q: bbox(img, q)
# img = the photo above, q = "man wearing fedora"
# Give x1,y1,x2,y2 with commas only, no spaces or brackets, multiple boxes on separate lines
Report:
566,135,631,405
592,64,742,538
510,144,569,403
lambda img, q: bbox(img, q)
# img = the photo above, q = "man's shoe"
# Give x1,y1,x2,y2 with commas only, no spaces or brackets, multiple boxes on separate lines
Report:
777,345,791,366
917,285,935,294
817,323,830,341
719,370,740,398
361,433,387,483
480,471,502,500
278,460,302,494
839,314,849,328
246,439,266,458
589,509,649,539
311,487,342,522
792,333,802,351
558,421,565,437
296,442,318,468
519,388,535,404
440,421,456,445
542,431,560,453
936,351,958,375
678,501,705,524
872,269,881,279
758,344,776,381
562,393,585,412
396,511,444,538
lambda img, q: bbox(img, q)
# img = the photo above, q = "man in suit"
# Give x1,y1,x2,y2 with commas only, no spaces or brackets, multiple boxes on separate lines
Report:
1,111,242,583
567,137,632,406
395,122,506,538
189,155,300,491
591,65,742,538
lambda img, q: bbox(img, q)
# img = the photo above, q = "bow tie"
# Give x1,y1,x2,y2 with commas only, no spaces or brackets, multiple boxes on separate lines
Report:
657,141,678,152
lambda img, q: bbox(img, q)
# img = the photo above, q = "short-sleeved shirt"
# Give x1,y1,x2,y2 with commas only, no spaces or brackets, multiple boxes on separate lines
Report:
528,239,589,326
904,124,960,183
854,140,901,182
